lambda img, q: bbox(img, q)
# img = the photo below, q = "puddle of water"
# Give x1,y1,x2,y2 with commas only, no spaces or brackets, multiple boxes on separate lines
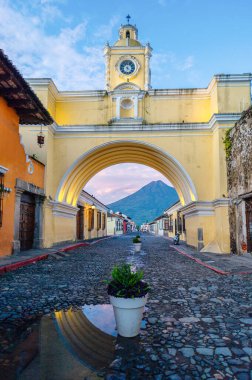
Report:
0,304,147,380
83,304,146,336
82,304,116,336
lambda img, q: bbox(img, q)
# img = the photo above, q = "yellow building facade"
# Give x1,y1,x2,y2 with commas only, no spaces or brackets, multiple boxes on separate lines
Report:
20,22,252,253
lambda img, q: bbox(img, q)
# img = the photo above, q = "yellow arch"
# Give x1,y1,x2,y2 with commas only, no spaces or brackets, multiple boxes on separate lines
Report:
56,140,198,206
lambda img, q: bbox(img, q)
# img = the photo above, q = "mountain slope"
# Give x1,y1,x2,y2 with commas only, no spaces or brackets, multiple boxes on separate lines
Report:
107,180,179,225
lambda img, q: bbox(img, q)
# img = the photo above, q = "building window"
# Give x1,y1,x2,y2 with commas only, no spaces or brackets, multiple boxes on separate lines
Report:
177,212,182,233
97,211,101,230
126,30,130,38
88,208,94,231
164,219,169,230
182,215,186,233
168,215,173,232
102,213,106,230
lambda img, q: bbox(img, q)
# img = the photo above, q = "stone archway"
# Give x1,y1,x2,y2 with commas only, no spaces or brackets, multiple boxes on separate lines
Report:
55,140,198,208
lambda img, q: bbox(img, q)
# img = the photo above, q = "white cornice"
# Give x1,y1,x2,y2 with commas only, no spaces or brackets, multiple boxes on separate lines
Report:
179,198,231,218
148,88,209,97
212,198,231,208
49,201,79,218
214,74,252,82
22,113,241,135
179,201,214,218
57,91,107,102
27,74,251,103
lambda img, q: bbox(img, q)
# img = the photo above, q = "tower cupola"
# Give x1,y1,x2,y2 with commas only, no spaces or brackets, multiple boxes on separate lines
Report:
114,15,142,47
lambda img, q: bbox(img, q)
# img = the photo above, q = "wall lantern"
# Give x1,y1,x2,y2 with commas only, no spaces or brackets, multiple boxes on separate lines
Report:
37,126,45,148
91,203,96,210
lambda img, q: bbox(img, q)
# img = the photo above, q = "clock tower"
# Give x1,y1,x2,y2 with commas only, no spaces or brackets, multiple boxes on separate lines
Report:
104,18,152,122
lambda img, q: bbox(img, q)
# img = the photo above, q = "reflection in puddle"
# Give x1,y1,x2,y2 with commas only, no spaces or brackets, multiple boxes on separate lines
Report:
82,304,146,337
82,304,117,336
1,304,147,380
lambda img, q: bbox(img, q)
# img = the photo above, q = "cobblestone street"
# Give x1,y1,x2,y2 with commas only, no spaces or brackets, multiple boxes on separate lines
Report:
1,234,252,379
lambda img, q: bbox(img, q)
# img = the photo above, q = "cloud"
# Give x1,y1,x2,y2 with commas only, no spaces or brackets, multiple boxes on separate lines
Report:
177,55,194,71
0,1,196,90
0,0,105,90
151,51,195,87
94,15,120,41
152,52,194,73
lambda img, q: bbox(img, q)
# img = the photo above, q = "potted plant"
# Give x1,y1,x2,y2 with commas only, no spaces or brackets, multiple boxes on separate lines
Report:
133,235,141,252
107,264,150,337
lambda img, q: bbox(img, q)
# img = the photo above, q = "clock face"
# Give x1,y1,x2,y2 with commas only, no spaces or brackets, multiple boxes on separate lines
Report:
119,59,136,75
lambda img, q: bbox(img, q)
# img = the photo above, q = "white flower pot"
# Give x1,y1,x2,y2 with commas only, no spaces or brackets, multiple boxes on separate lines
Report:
134,242,142,252
110,295,148,337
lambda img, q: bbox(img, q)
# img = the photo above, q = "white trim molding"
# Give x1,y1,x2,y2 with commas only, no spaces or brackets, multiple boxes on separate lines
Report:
180,201,214,218
180,198,231,218
213,198,231,208
50,201,79,218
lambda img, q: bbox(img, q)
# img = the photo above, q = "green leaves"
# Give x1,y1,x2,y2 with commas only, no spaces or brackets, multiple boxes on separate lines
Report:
223,128,232,159
111,264,143,287
107,264,149,298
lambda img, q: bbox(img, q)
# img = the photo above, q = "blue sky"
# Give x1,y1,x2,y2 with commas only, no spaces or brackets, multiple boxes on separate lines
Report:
1,0,252,90
1,0,251,204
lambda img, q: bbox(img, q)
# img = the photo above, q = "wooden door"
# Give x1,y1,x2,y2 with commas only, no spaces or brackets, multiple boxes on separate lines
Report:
246,198,252,252
76,206,84,240
19,193,35,251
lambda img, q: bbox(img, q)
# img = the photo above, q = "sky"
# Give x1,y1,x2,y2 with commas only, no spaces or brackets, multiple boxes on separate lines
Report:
85,164,172,205
1,0,252,204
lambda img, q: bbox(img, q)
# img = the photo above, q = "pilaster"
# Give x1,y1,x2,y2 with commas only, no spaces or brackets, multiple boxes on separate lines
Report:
12,188,23,253
33,196,45,249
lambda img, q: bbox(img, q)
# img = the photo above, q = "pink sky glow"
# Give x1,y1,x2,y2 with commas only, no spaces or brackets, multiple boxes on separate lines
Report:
84,163,173,205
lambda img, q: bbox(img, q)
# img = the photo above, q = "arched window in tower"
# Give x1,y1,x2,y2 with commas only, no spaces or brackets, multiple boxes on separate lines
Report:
126,30,130,38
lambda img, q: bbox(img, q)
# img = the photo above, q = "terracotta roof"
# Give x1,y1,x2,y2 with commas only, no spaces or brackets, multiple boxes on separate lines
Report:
0,50,53,125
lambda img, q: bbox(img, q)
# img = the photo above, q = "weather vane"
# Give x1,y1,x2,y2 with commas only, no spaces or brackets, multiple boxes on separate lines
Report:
126,14,131,24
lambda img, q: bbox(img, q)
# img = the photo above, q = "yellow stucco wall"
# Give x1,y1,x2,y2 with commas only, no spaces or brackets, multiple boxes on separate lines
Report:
25,79,251,126
56,99,108,125
185,215,215,249
145,95,211,123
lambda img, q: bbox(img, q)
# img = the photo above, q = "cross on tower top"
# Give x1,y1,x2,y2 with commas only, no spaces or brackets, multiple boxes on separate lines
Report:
126,14,131,24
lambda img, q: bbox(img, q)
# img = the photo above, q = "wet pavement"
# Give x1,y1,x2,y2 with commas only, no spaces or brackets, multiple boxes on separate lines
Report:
0,234,252,379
